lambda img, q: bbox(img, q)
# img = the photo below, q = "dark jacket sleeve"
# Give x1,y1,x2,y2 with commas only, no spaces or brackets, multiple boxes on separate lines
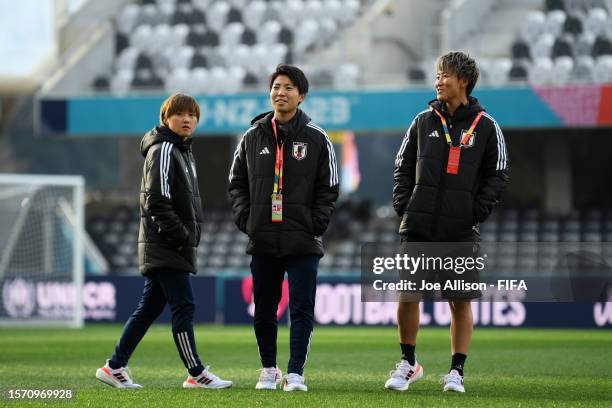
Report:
393,118,419,217
311,135,339,236
228,132,250,233
473,117,510,223
144,144,189,246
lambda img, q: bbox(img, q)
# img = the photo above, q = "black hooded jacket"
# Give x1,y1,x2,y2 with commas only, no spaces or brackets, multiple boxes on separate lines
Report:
138,126,204,274
393,97,509,241
228,109,339,257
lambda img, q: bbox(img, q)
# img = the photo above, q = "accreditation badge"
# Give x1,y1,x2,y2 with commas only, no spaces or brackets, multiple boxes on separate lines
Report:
271,193,283,222
447,146,461,175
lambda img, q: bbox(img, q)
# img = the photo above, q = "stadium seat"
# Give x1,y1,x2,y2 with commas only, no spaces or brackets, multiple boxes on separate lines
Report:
304,0,324,20
131,68,164,89
190,67,209,94
221,22,245,47
169,24,189,48
115,47,140,71
593,55,612,83
243,1,267,31
532,33,555,58
511,40,531,60
280,0,305,28
592,35,612,57
339,0,360,24
545,0,566,11
584,7,607,37
207,1,231,32
139,4,166,26
117,4,141,35
508,61,529,82
521,10,546,43
551,56,574,85
115,33,129,54
257,20,282,46
241,28,257,46
563,13,584,36
571,55,595,82
226,6,243,23
294,19,319,53
131,24,154,52
201,29,220,47
318,18,338,45
551,36,574,58
135,53,153,70
325,0,343,21
545,10,567,37
165,68,190,92
191,51,208,68
488,58,512,85
574,32,596,56
110,70,134,95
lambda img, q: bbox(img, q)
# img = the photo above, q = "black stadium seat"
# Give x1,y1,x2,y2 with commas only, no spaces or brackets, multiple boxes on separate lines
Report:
512,40,531,59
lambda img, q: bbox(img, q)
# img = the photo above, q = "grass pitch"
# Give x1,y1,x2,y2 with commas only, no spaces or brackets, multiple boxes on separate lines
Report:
0,325,610,407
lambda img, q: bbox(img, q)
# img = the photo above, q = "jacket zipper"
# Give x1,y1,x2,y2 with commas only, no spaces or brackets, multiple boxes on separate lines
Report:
431,117,452,238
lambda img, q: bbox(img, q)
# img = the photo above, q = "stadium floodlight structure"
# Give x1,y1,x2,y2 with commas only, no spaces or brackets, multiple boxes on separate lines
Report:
0,174,84,328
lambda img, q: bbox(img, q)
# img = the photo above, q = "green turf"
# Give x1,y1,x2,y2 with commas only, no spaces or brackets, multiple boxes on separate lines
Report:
0,325,610,407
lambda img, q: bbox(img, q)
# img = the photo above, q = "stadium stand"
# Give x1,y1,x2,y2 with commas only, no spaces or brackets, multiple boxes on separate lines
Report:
94,0,373,93
501,0,612,85
86,201,612,275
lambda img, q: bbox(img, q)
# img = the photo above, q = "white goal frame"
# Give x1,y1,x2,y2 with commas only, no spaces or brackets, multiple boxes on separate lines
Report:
0,173,84,328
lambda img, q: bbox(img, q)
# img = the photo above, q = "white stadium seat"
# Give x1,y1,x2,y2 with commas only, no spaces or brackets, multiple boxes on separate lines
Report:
244,1,267,31
521,10,546,43
593,55,612,84
584,7,608,37
117,4,141,34
532,33,555,58
207,1,231,32
529,57,553,85
545,10,566,37
221,22,245,47
551,56,574,85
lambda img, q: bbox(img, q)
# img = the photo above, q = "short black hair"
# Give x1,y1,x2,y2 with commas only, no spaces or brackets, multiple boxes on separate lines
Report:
436,51,479,96
268,64,309,96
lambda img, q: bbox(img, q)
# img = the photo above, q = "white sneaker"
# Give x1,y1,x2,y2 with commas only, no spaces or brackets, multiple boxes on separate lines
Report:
255,366,282,390
283,373,307,392
96,360,142,389
441,369,465,392
384,360,424,391
183,366,233,389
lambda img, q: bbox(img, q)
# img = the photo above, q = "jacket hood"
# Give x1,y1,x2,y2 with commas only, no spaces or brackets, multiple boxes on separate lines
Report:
428,96,485,121
140,126,192,157
250,109,312,135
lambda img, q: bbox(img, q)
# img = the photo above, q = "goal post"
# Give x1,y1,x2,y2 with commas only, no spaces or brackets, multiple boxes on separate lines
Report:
0,173,84,328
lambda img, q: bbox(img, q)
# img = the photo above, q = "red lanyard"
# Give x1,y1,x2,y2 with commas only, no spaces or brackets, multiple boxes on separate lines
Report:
431,108,484,147
271,118,284,193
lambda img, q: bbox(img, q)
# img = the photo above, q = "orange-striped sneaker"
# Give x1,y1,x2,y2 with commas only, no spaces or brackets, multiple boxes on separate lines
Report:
96,360,142,389
384,359,424,391
183,366,233,389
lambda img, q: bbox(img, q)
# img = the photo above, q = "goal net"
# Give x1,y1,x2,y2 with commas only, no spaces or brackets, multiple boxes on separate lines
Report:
0,174,84,327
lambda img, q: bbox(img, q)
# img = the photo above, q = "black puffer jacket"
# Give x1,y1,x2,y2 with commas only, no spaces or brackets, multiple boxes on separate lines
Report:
138,126,204,274
393,97,509,241
228,110,339,257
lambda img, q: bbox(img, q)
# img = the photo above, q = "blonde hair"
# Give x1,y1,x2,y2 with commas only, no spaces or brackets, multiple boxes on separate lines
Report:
159,93,201,126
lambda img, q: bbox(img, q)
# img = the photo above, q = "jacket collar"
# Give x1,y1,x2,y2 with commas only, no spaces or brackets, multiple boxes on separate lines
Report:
251,109,312,137
428,96,484,122
140,126,192,157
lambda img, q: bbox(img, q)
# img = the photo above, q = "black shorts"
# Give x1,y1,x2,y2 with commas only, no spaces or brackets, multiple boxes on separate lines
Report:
398,234,482,301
